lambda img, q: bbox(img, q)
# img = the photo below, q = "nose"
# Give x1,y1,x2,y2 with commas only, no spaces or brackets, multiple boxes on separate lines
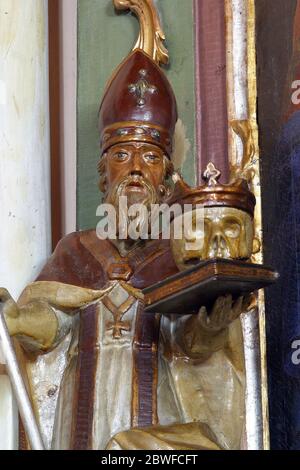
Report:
209,232,229,258
130,151,143,176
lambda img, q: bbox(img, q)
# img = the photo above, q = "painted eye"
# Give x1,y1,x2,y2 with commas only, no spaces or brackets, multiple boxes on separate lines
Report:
144,153,159,163
114,152,129,161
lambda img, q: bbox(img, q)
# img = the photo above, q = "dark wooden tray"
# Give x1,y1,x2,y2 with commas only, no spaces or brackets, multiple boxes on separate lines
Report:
143,259,278,314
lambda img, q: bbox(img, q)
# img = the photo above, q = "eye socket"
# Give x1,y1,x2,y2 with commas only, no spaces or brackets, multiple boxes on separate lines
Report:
113,151,129,161
143,153,160,163
224,220,241,238
184,216,208,240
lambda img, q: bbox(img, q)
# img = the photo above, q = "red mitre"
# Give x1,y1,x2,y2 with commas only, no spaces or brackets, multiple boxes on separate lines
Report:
98,49,178,157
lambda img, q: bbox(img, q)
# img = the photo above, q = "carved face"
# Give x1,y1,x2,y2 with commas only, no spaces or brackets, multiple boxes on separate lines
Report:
171,207,254,271
98,141,172,239
102,142,168,207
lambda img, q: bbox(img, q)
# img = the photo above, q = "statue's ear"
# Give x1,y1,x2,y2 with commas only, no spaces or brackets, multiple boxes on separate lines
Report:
98,177,106,194
252,236,261,254
98,154,107,193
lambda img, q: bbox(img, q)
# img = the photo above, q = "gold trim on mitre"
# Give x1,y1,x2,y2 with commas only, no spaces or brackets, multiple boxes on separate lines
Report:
113,0,169,66
101,121,172,156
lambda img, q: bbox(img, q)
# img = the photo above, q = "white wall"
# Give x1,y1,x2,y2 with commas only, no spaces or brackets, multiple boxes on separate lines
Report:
0,0,51,449
60,0,77,234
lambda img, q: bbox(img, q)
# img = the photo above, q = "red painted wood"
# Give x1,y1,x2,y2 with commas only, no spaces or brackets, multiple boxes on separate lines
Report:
194,0,230,183
48,0,63,248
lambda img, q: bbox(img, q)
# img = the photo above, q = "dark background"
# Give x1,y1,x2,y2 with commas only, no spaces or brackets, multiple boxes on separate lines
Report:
256,0,300,450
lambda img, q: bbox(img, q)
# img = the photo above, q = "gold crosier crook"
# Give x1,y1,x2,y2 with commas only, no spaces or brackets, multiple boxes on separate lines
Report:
113,0,169,65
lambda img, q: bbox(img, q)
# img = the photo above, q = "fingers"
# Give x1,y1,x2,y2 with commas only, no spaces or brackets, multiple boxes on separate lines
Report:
206,293,245,330
0,288,12,304
0,287,19,318
211,295,226,318
198,292,256,333
212,295,232,329
3,299,19,319
242,294,256,312
229,296,243,322
218,294,232,329
230,294,254,322
0,289,18,319
198,306,209,329
200,294,232,332
208,297,224,329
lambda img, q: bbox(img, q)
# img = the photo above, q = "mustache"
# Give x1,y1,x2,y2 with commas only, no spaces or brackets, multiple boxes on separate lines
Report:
112,175,157,202
119,175,152,190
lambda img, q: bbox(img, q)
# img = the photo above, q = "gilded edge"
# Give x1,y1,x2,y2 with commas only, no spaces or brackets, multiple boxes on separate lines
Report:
225,0,270,449
131,301,141,428
151,313,160,426
113,0,169,65
247,0,270,450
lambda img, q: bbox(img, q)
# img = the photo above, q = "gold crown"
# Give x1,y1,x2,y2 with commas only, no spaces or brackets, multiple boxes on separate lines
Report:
168,163,256,217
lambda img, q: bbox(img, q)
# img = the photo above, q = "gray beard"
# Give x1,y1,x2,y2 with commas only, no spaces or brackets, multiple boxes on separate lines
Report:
111,175,159,240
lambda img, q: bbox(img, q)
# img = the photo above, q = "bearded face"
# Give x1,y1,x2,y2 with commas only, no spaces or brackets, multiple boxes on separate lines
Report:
98,142,172,238
110,173,157,208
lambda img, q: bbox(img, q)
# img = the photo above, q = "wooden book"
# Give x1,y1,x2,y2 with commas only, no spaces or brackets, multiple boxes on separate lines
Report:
143,259,278,314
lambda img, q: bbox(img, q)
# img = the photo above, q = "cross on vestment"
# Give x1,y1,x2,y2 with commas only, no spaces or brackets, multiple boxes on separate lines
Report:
102,294,136,339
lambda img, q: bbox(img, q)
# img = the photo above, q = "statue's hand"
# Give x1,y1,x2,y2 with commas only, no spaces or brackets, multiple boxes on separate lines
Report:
0,288,20,335
181,294,251,362
198,294,251,334
1,288,59,350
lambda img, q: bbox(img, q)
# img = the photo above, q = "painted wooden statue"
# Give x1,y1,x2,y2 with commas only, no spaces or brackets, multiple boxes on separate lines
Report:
0,0,268,450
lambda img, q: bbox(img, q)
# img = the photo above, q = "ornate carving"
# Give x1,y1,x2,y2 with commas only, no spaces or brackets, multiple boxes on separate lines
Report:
168,167,256,217
202,162,221,186
230,119,256,182
113,0,169,65
128,69,157,107
103,294,135,339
